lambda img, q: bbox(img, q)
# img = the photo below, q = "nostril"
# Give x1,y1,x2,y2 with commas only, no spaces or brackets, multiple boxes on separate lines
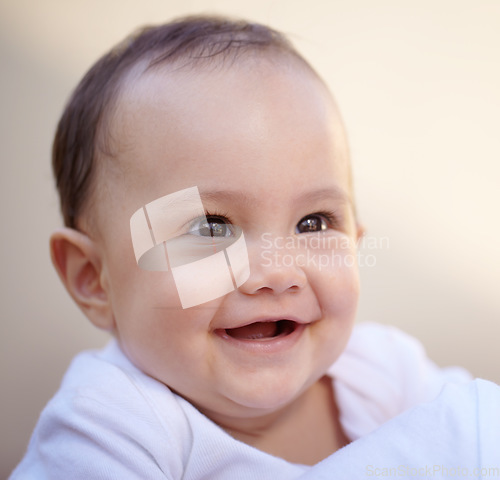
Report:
255,283,300,295
238,259,307,295
256,286,274,293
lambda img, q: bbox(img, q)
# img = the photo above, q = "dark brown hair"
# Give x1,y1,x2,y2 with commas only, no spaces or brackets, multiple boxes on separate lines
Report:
52,15,312,229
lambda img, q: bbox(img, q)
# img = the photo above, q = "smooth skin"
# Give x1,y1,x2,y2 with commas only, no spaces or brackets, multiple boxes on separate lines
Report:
50,58,363,465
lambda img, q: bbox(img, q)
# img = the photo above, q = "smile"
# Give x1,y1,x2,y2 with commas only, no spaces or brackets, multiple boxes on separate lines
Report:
213,319,308,354
222,319,297,341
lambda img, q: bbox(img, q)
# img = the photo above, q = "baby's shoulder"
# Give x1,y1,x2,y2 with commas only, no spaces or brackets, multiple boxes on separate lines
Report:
329,322,471,439
14,341,190,479
52,341,172,418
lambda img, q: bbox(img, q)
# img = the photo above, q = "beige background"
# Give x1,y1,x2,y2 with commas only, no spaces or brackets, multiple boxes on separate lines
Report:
1,0,499,476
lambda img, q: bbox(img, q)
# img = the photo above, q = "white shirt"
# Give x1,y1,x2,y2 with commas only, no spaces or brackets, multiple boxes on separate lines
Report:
10,322,477,479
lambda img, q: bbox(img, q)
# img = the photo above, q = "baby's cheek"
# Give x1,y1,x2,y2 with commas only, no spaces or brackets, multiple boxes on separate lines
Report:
307,256,359,369
308,248,360,314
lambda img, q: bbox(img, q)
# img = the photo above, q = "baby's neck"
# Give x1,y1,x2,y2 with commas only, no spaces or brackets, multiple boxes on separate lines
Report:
217,376,349,465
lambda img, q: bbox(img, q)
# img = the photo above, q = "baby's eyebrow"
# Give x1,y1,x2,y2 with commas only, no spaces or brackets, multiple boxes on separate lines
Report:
199,187,351,207
199,190,255,206
295,187,351,206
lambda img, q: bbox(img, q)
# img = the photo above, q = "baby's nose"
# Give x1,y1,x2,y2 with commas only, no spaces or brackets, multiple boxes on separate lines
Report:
238,236,307,296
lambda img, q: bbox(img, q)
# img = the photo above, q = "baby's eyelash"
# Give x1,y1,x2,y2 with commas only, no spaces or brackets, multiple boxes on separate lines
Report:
183,210,232,234
203,210,233,224
314,210,341,228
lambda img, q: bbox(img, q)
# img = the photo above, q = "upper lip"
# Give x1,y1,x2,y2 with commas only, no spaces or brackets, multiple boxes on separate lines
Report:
216,315,312,331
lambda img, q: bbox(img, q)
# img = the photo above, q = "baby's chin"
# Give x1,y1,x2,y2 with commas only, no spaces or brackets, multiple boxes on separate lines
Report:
213,371,324,419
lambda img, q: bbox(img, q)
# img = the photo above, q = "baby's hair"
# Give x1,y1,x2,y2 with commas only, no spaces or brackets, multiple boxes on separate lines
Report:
52,15,314,230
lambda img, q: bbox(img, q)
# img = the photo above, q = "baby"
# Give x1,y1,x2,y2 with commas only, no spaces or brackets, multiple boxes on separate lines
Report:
11,15,486,479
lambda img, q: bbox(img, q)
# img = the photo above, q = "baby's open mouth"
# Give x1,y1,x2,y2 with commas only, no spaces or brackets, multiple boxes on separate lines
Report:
222,320,297,340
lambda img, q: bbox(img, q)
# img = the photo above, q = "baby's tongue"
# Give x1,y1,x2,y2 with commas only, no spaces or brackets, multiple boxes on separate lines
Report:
227,322,278,340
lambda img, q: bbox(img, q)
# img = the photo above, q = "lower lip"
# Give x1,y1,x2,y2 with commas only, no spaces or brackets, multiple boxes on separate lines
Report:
213,323,308,355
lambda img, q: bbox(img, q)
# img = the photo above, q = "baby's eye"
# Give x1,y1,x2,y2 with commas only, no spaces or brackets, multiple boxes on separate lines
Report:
295,214,330,234
188,215,233,237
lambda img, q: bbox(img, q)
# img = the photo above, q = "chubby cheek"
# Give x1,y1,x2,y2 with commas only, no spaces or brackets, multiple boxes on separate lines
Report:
321,261,359,317
108,267,224,390
305,244,360,356
99,226,217,387
111,270,173,344
108,269,177,360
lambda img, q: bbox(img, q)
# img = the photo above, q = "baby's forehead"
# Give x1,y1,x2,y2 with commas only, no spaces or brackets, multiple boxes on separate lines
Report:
94,59,353,227
112,57,341,145
115,64,344,159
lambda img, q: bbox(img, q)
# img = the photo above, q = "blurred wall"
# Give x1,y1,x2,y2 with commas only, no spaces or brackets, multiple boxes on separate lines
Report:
1,0,499,476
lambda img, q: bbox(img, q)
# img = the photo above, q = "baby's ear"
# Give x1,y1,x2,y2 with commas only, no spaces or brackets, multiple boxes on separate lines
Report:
50,227,115,331
356,223,366,243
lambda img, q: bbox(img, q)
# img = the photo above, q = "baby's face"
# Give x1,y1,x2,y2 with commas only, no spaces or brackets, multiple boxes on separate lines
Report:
95,61,361,421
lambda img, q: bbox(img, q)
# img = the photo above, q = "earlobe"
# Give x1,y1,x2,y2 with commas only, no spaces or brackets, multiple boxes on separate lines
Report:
356,223,366,244
50,227,115,331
